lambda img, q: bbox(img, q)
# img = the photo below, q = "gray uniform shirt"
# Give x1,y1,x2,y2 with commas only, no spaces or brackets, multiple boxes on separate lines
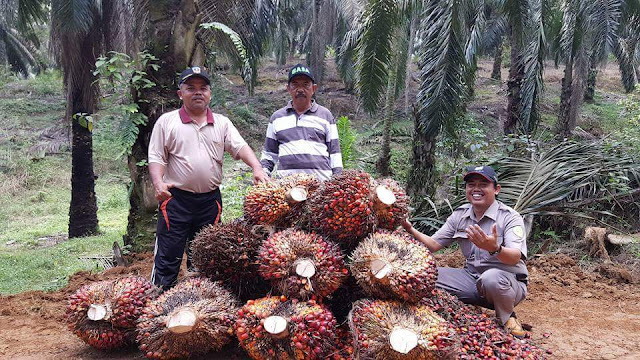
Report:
432,200,529,282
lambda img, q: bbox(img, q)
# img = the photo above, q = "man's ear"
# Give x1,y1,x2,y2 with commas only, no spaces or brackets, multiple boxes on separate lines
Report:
495,183,501,195
177,89,183,100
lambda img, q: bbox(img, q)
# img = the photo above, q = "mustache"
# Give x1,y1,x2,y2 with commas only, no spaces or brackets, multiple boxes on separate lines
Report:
295,93,307,98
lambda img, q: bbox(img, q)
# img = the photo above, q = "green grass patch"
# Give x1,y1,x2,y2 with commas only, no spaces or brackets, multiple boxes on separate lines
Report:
0,69,63,96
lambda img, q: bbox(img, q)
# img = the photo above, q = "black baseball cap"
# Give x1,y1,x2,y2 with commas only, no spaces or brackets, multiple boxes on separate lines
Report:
464,165,498,184
178,66,211,87
288,64,315,83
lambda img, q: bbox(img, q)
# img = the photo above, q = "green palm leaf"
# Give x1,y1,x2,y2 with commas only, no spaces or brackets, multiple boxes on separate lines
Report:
356,0,398,114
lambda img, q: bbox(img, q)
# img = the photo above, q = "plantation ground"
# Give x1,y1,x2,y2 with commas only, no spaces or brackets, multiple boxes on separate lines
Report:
1,59,639,359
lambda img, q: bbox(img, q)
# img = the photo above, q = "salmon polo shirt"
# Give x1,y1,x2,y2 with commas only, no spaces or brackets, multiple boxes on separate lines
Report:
148,107,248,193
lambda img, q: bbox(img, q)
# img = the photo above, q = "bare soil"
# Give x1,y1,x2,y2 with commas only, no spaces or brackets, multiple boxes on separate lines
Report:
1,252,638,359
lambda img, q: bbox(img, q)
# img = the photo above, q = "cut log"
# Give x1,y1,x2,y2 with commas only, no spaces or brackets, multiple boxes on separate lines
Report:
87,304,107,321
389,328,418,354
370,259,393,280
286,186,308,203
375,185,397,206
264,315,289,338
166,308,197,334
607,234,639,245
295,259,316,278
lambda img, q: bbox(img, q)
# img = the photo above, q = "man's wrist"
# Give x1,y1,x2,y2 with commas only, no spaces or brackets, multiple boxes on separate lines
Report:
489,244,502,255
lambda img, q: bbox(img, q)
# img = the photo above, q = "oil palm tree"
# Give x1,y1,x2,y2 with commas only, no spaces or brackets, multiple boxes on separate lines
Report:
50,0,131,238
0,0,46,76
553,0,624,137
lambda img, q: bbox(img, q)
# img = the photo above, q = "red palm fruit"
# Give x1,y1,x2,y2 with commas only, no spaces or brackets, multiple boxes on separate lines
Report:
278,173,321,227
349,299,456,360
136,277,238,359
191,219,270,300
258,229,348,300
371,178,410,230
65,280,135,350
244,181,290,225
307,170,377,245
420,288,547,359
235,296,338,360
350,231,437,303
110,276,159,328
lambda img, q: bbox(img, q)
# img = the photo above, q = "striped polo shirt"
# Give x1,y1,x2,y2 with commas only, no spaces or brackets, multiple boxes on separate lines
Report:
260,101,343,181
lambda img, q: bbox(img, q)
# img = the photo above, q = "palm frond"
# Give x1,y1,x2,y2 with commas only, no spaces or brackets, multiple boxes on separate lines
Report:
518,0,545,134
17,0,47,32
589,0,623,64
201,22,253,87
464,0,487,63
51,0,101,35
355,0,398,114
393,16,412,99
413,141,640,234
415,0,469,138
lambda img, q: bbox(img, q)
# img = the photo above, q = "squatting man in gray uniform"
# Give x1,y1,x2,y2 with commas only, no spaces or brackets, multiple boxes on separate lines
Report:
403,165,529,337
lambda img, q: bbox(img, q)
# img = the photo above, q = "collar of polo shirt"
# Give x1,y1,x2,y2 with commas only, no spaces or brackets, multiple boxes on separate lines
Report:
179,106,215,124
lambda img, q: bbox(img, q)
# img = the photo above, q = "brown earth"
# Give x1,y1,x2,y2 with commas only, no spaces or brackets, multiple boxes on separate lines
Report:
1,252,638,359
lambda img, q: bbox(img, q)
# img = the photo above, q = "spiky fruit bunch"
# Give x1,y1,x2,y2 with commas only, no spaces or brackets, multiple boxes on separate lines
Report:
191,220,269,299
235,297,339,360
258,229,348,300
244,181,290,225
421,289,547,359
349,299,456,360
308,170,376,244
66,281,132,350
278,173,321,226
65,277,158,350
350,232,437,303
371,178,410,230
111,276,159,328
137,278,239,359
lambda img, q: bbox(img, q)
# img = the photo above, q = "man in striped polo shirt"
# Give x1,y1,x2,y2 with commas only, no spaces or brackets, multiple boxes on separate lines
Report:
260,64,343,181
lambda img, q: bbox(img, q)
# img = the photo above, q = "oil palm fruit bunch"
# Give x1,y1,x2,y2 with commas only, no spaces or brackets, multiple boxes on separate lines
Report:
136,277,238,359
278,173,321,227
65,277,159,350
191,219,269,300
258,229,348,300
235,296,339,360
308,170,377,245
350,232,437,303
349,299,456,359
371,178,410,230
421,288,547,359
244,174,319,227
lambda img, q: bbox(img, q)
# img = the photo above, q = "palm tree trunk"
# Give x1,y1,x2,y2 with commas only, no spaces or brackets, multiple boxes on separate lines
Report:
505,28,523,134
69,115,98,238
308,0,326,84
407,107,438,198
584,62,597,103
404,15,417,114
376,78,396,176
491,40,503,81
556,56,574,137
124,0,204,251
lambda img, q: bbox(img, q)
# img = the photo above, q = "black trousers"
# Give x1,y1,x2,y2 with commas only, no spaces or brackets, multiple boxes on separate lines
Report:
151,187,222,290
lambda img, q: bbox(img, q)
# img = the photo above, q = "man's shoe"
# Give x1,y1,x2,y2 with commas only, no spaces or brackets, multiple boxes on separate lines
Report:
505,316,527,338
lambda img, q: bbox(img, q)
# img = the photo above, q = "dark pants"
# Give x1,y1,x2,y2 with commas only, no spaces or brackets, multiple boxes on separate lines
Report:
151,187,222,290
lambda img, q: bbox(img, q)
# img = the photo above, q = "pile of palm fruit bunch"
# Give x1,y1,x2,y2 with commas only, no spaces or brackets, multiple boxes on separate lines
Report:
136,277,238,359
349,230,438,303
65,276,159,350
258,229,348,300
244,173,320,228
191,219,270,300
234,296,342,359
421,288,546,358
348,299,456,359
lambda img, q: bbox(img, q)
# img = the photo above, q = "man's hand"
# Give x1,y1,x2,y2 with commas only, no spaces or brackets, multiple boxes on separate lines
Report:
154,182,174,202
252,168,270,184
466,224,500,252
402,218,413,232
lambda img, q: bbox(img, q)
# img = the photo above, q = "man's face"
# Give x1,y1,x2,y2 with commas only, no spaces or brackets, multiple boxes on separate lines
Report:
177,77,211,113
465,174,500,209
287,75,317,106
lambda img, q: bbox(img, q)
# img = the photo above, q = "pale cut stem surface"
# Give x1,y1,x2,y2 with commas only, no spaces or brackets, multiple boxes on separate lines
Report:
295,259,316,278
264,315,289,338
166,308,197,334
375,185,397,205
389,328,419,354
370,259,393,280
87,304,107,321
287,187,308,203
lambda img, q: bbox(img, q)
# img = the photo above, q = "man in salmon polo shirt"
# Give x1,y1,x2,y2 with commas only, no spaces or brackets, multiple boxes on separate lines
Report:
148,66,269,290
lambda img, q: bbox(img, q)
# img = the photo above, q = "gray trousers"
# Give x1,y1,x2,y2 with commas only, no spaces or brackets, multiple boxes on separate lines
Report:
436,267,527,325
